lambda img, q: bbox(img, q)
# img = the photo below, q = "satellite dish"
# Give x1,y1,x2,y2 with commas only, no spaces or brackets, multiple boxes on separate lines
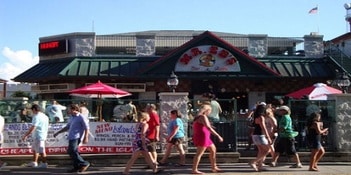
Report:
344,3,351,10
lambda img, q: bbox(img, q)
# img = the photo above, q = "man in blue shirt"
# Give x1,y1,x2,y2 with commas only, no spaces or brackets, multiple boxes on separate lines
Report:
54,104,90,173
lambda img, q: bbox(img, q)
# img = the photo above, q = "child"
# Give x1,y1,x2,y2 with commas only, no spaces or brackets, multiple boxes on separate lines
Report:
123,112,159,174
158,110,186,166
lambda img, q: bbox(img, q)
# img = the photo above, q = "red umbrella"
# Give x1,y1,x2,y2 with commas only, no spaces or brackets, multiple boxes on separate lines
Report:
70,80,131,121
70,80,131,98
286,83,342,100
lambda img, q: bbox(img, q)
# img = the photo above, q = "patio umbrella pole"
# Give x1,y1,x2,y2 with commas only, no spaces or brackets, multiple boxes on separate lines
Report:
98,94,102,121
99,105,102,121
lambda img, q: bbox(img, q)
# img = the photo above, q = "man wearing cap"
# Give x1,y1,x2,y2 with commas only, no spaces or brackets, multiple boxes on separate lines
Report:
270,105,303,168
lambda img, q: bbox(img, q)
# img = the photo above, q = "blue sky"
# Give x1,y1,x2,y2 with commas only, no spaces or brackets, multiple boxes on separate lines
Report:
0,0,349,82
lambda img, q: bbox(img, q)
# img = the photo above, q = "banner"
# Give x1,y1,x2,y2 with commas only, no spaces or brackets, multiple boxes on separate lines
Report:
1,122,137,155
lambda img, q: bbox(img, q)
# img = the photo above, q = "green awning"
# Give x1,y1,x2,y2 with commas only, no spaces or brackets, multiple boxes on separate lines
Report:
260,57,335,78
13,57,157,82
13,56,338,83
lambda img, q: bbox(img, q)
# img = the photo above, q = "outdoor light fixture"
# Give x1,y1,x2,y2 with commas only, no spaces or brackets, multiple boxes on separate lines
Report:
335,72,351,93
167,71,179,92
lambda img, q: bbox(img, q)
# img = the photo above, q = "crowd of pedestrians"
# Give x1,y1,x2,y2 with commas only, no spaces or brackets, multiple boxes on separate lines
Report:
121,100,328,174
0,97,330,174
244,101,328,172
0,102,92,173
243,102,303,171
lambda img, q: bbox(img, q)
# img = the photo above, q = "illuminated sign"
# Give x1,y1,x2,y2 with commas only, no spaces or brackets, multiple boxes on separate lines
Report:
175,45,241,72
38,40,68,56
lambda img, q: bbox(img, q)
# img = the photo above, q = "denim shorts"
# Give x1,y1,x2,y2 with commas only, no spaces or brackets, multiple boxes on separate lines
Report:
308,140,322,150
252,135,269,145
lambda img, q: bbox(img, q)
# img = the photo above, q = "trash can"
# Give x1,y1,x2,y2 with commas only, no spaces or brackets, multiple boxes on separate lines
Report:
211,122,236,152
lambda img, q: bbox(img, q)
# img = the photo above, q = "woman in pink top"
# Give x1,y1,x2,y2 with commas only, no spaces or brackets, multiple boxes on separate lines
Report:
192,102,223,174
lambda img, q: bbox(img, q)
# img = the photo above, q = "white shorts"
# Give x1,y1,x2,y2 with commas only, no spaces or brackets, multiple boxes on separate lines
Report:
32,139,46,154
252,135,269,145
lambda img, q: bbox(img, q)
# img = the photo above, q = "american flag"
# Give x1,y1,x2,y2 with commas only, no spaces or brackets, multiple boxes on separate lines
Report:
309,6,318,14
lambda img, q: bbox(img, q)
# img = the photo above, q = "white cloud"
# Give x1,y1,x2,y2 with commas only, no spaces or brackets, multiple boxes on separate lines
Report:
0,47,39,82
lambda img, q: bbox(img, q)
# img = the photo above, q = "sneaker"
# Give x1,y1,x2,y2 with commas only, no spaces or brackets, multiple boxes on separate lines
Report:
289,163,303,168
261,163,267,167
27,162,38,167
249,162,258,171
269,162,276,167
37,162,48,168
79,163,90,172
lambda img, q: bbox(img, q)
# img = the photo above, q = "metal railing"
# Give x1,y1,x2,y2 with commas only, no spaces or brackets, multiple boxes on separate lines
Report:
0,98,335,152
325,44,351,74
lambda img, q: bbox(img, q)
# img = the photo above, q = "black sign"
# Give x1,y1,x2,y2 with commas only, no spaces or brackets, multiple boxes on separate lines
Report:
38,40,68,56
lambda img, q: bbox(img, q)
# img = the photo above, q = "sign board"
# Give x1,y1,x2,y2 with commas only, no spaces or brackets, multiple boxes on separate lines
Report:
38,40,68,56
1,122,137,155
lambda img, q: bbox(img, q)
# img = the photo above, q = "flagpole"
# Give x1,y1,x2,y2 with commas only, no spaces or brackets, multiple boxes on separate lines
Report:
308,5,319,34
316,5,320,34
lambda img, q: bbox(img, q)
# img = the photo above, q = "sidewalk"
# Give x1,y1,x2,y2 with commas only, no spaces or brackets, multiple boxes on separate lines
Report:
1,162,351,175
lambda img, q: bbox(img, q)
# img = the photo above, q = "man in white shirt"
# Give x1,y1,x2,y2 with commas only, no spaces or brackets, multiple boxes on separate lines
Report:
22,104,49,168
46,100,66,123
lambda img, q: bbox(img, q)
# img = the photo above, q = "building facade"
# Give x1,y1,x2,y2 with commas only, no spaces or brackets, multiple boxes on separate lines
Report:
13,30,350,111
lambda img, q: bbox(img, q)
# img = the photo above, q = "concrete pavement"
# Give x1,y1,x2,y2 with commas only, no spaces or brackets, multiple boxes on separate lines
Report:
1,162,351,175
1,151,351,174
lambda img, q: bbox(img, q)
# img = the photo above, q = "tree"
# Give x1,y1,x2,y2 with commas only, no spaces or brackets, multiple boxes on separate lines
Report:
11,91,31,99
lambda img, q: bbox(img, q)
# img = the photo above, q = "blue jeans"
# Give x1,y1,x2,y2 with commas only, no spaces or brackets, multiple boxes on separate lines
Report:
67,139,89,169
